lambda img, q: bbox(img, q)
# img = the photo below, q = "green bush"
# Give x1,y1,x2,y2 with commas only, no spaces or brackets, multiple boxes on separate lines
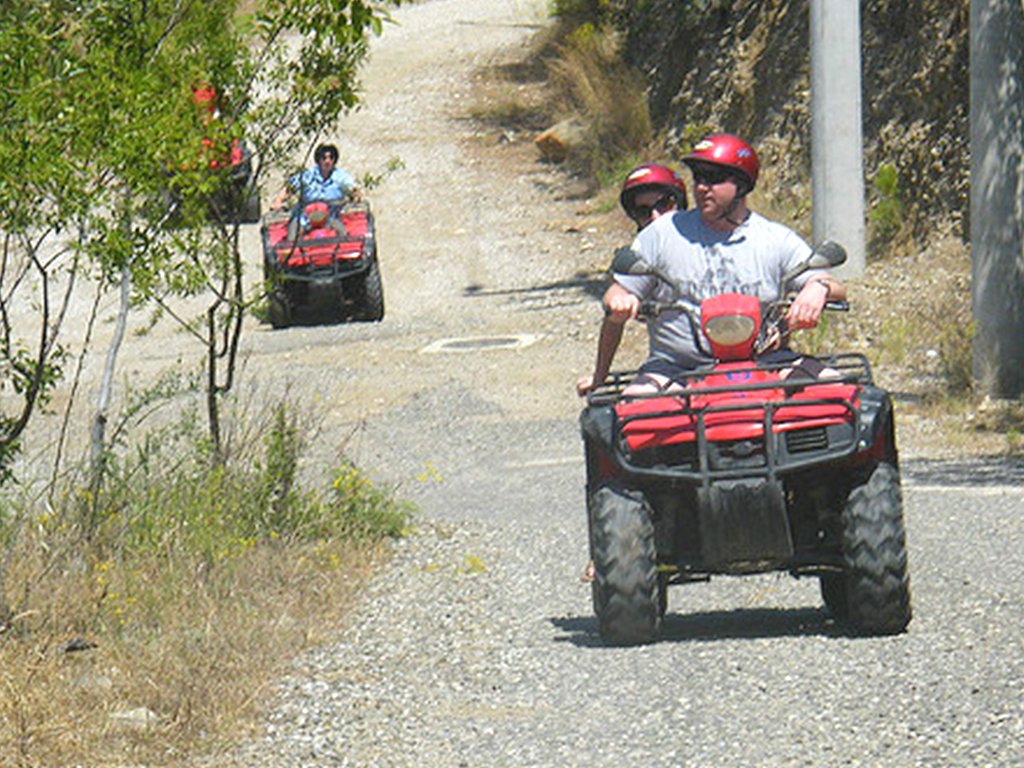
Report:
93,408,410,558
8,401,411,584
328,460,412,542
549,0,613,22
1,400,412,631
868,162,905,245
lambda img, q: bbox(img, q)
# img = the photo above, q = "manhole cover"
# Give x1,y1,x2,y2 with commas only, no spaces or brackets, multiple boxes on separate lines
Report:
420,334,540,353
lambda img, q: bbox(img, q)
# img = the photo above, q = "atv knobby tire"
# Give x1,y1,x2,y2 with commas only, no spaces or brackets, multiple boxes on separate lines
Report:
590,484,661,646
268,289,293,329
839,462,912,635
240,188,262,223
819,573,849,620
351,255,384,321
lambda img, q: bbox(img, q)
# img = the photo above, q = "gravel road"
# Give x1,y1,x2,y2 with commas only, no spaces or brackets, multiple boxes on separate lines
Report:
203,1,1024,765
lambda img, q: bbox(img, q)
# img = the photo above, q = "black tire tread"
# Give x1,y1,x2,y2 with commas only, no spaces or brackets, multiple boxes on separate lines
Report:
841,462,912,635
352,255,384,321
268,290,292,329
819,572,849,620
590,484,661,645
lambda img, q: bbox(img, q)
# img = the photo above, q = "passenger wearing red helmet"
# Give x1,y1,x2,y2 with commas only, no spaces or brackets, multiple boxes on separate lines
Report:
575,163,688,397
619,163,688,231
593,133,846,394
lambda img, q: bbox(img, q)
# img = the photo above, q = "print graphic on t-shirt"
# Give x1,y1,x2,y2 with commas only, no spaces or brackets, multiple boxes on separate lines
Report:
681,243,762,301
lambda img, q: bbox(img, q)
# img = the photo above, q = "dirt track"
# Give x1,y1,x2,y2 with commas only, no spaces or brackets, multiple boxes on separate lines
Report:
240,0,622,463
18,0,619,479
199,3,1024,767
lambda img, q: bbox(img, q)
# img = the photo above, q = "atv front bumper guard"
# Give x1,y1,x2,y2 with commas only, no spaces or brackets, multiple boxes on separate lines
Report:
264,235,376,285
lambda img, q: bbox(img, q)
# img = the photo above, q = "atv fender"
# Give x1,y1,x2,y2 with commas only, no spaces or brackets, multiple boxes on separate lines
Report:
854,385,897,465
580,404,617,450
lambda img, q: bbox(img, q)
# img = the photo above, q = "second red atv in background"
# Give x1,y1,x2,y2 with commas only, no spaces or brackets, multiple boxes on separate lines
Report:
190,83,261,224
580,242,912,645
261,200,384,328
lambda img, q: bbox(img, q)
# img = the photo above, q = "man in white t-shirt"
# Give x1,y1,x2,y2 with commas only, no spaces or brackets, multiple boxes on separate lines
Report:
585,133,846,394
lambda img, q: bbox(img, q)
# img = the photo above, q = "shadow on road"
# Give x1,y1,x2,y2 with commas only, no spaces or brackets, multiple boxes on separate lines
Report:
551,606,853,647
902,455,1024,487
259,298,379,329
463,269,607,304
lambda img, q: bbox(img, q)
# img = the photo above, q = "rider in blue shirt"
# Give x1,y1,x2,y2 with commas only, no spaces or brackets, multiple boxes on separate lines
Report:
272,143,359,239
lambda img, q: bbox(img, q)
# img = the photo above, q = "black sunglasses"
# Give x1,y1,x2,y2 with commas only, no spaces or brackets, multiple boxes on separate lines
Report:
691,165,733,186
633,194,676,221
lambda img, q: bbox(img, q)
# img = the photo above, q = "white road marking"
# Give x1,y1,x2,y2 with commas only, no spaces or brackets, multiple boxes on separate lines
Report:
505,456,581,469
905,483,1024,495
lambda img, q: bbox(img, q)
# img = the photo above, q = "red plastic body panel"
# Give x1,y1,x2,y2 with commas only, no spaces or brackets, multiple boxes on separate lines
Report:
616,363,858,451
267,209,370,269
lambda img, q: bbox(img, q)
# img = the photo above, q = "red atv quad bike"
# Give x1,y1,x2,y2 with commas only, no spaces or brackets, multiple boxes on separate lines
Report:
210,138,261,223
175,83,261,224
261,200,384,328
580,242,911,645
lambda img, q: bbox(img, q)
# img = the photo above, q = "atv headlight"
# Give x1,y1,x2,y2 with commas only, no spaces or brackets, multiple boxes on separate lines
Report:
704,314,757,347
305,202,330,227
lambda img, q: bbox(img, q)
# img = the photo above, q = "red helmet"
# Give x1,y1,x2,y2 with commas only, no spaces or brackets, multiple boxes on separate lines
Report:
619,163,688,220
191,83,218,113
683,134,760,196
305,201,330,227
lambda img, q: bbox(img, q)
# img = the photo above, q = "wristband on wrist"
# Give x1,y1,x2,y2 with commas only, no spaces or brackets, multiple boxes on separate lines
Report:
810,277,831,299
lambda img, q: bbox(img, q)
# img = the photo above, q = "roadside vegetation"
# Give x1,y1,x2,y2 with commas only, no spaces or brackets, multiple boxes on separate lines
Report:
0,1,411,765
1,402,410,765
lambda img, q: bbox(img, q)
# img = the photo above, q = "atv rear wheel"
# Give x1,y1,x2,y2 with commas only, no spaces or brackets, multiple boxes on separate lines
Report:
839,462,912,635
590,484,662,646
240,188,262,223
819,573,849,620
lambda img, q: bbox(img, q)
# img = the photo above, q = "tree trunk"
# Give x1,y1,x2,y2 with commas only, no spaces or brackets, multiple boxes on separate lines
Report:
971,0,1024,396
90,266,131,472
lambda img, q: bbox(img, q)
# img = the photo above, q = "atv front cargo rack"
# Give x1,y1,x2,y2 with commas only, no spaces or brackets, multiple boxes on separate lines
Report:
586,354,873,483
262,206,375,283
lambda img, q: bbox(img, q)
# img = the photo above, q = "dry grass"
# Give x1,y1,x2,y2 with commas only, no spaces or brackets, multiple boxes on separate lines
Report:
0,396,410,767
1,533,383,767
544,23,652,183
469,19,653,187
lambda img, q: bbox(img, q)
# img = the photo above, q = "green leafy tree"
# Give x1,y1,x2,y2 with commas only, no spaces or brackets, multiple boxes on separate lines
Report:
0,0,404,486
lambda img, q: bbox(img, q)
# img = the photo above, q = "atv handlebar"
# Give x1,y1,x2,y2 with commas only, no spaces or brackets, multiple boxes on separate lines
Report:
630,298,849,319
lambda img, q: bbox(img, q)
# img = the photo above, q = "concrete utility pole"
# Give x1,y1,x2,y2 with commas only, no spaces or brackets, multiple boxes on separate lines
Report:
971,0,1024,398
809,0,865,278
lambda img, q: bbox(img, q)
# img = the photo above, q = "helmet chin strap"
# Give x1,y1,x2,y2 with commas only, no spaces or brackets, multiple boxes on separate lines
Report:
719,195,749,227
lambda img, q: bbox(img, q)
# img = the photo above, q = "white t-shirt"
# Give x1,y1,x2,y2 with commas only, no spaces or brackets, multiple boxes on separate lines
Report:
615,209,816,369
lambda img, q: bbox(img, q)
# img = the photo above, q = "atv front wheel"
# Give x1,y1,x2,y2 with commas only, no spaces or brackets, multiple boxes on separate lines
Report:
350,256,384,321
839,462,912,635
267,289,293,329
590,484,662,645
